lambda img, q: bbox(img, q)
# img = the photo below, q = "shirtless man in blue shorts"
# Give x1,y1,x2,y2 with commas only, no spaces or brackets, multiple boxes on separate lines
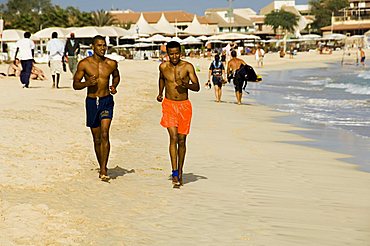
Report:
73,35,120,182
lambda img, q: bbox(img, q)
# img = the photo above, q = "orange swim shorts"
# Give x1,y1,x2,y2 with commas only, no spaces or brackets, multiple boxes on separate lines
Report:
160,97,192,135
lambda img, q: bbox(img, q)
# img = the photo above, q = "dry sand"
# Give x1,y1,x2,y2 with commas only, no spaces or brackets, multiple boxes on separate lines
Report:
0,50,369,245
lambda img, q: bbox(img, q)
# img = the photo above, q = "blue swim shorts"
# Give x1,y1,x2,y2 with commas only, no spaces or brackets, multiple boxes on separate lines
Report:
85,94,114,128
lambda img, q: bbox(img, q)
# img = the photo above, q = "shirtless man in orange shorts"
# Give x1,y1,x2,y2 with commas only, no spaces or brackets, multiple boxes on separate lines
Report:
157,41,200,188
73,35,120,182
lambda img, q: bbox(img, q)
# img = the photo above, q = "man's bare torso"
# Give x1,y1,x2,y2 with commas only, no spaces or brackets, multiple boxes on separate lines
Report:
81,56,116,97
227,58,245,75
160,60,191,101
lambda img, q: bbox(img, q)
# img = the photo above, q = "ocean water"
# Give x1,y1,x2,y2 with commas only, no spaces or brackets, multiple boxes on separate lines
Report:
247,64,370,171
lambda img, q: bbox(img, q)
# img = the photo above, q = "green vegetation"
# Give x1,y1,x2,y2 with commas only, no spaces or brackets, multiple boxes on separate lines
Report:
309,0,349,32
264,9,299,36
0,0,124,33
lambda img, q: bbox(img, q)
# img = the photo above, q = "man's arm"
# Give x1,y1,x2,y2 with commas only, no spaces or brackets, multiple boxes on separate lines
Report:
73,61,97,90
14,48,19,63
157,66,165,102
109,61,120,94
183,64,200,92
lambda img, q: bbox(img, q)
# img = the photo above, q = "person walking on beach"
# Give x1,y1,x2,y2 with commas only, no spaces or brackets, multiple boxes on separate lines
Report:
14,31,35,88
157,41,200,188
227,50,246,105
359,47,366,66
255,45,265,67
73,35,120,182
64,32,80,75
206,54,226,102
47,32,65,88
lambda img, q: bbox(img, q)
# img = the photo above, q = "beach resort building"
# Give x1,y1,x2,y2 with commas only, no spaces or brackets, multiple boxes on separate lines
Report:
260,0,311,37
321,0,370,35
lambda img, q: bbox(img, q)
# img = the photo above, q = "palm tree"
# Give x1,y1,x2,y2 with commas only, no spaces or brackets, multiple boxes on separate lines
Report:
92,10,117,26
264,9,299,51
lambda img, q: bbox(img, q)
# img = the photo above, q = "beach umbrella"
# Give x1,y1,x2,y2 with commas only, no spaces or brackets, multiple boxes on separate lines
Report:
322,33,346,40
300,34,321,40
197,35,209,41
182,36,202,45
72,26,115,38
121,34,140,40
1,29,25,41
133,42,154,48
1,29,39,41
34,27,69,39
136,37,151,43
208,33,260,41
103,26,130,37
146,34,171,43
168,36,183,44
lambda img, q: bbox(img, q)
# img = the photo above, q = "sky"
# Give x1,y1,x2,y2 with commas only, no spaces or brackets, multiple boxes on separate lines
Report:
49,0,309,15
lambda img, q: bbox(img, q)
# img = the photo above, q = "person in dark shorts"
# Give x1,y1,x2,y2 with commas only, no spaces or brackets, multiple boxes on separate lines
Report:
207,54,226,102
227,50,246,105
73,35,120,182
85,95,114,128
359,47,366,66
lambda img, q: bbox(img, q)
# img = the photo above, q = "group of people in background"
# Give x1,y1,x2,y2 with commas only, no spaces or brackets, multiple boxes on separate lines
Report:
207,47,258,105
7,30,81,88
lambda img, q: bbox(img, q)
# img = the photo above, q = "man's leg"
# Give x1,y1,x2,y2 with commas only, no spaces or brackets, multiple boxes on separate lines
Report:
167,126,179,184
177,134,187,185
71,57,78,75
52,74,55,87
237,91,242,105
218,86,222,102
56,73,60,88
23,60,33,88
68,59,74,75
99,119,112,176
90,126,103,174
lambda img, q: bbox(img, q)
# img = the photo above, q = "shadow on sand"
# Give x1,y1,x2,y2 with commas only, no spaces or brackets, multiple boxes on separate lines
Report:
181,173,208,185
108,166,135,180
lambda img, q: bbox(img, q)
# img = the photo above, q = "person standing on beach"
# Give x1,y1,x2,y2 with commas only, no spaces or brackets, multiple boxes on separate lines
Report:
207,54,226,102
64,33,80,75
359,47,366,66
157,41,200,187
255,45,265,67
227,50,246,105
47,32,65,88
14,31,35,88
73,35,120,182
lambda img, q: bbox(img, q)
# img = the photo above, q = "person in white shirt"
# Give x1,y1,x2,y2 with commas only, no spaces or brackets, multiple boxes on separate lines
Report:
14,32,35,88
255,45,265,68
47,32,65,88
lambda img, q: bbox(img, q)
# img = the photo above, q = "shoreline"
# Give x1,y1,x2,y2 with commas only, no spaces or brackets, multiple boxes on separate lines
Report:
1,52,370,245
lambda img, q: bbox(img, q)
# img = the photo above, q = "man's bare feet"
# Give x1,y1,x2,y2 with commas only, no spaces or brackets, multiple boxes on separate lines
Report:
99,168,110,182
172,170,181,188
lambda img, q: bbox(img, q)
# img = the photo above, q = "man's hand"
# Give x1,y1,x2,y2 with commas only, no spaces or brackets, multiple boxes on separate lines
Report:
110,86,117,94
156,94,163,102
86,75,98,87
180,79,188,89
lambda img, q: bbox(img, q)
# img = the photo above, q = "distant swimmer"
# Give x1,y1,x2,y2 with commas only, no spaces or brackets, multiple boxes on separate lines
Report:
73,35,120,182
157,41,200,188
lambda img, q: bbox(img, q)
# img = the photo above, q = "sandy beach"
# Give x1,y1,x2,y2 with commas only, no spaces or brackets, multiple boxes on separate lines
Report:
1,50,370,245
